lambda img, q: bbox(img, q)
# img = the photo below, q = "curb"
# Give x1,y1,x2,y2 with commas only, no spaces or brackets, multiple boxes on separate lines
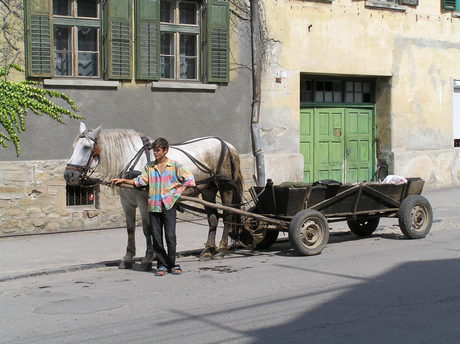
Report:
0,238,294,283
0,247,205,283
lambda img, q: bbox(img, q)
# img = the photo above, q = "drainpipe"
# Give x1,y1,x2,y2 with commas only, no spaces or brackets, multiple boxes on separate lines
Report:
250,0,265,186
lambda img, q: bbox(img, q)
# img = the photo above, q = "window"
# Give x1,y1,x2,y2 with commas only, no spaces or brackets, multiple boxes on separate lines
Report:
300,76,374,104
53,0,100,77
66,185,98,207
346,81,372,103
24,0,229,83
160,0,199,80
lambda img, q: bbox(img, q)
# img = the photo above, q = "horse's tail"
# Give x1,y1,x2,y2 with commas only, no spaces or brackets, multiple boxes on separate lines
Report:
229,148,244,207
229,153,244,240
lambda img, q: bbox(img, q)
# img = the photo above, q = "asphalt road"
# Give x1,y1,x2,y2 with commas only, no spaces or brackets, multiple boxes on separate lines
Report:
1,194,459,344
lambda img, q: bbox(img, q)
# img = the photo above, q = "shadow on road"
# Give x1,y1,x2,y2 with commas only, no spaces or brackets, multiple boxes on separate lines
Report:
244,257,460,343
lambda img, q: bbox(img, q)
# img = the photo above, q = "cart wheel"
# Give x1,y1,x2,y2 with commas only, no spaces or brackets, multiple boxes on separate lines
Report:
398,195,433,239
239,207,279,249
289,209,329,256
255,230,279,250
347,218,380,236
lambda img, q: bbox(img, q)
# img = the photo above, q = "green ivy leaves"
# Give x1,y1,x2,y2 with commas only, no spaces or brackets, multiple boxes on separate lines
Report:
0,64,81,155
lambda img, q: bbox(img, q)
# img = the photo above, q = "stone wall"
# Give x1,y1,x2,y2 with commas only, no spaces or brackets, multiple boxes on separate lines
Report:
0,154,255,236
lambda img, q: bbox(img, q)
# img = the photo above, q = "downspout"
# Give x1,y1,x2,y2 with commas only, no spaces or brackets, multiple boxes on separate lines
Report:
250,0,265,186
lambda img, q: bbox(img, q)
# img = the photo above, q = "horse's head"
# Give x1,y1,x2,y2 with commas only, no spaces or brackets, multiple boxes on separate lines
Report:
64,122,102,186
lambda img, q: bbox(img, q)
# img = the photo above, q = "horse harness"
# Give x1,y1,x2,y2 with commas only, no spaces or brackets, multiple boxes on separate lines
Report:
121,137,238,188
170,137,238,188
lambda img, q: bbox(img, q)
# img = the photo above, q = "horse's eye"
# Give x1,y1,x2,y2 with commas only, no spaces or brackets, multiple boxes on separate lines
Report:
84,145,91,151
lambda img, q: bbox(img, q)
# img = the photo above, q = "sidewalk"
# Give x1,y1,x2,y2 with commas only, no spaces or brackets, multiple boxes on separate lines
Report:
0,187,457,282
0,219,214,282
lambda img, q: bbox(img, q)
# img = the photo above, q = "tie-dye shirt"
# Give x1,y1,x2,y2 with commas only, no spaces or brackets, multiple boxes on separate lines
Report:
134,159,195,212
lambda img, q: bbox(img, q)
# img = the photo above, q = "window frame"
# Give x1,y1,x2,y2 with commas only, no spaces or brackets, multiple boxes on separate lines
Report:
52,1,102,78
300,76,375,106
159,0,200,81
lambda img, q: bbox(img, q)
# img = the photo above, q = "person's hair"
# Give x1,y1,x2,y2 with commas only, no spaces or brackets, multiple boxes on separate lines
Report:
152,137,169,150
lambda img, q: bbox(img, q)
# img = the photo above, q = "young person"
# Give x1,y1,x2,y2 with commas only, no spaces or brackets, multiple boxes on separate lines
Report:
109,138,195,276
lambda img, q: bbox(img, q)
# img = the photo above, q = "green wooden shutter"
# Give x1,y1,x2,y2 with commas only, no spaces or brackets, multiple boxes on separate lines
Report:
135,0,160,80
105,0,132,79
203,1,229,83
24,0,53,78
442,0,457,10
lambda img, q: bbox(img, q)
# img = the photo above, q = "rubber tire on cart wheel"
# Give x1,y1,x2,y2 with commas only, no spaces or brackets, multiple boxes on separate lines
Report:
398,195,433,239
289,209,329,256
240,207,279,250
347,218,380,236
255,230,279,250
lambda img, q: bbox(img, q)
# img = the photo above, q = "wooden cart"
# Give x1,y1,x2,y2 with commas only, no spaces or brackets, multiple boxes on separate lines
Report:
179,177,433,256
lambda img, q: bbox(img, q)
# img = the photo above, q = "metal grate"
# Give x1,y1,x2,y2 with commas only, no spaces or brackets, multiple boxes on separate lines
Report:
66,185,97,207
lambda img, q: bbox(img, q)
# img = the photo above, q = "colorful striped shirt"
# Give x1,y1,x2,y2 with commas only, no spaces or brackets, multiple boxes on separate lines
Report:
133,159,195,212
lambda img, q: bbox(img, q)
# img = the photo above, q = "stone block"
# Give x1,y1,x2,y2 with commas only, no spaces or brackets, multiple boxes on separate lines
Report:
44,221,60,232
3,208,22,216
33,217,47,227
4,172,33,183
18,198,38,206
38,196,57,206
0,186,25,194
0,225,21,235
45,179,67,187
25,206,42,214
85,210,100,218
0,200,10,208
36,172,50,181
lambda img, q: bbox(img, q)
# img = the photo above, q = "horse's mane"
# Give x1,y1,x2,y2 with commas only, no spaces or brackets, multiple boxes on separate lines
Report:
82,128,146,180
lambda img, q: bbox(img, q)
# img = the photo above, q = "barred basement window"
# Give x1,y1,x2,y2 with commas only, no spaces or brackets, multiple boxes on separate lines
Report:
66,185,98,207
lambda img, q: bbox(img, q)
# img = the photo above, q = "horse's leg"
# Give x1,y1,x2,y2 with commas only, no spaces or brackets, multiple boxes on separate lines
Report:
119,195,136,269
199,208,219,261
138,194,154,271
212,187,234,260
199,188,219,261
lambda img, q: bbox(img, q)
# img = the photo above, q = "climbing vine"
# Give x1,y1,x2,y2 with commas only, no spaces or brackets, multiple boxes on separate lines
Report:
0,64,81,155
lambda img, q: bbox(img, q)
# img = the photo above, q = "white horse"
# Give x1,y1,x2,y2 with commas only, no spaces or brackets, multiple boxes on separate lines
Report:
64,123,244,270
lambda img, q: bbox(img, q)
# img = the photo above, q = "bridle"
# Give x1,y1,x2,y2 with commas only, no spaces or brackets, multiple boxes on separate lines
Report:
65,134,101,184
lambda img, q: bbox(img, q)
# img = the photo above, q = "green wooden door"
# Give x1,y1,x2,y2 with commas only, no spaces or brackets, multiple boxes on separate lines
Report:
315,108,344,181
345,108,374,183
300,107,374,183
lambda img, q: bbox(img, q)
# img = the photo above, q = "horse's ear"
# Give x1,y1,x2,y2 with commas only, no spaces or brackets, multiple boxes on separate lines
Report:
79,122,87,134
90,124,103,141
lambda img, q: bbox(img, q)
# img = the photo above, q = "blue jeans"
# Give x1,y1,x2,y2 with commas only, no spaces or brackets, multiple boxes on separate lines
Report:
149,204,177,270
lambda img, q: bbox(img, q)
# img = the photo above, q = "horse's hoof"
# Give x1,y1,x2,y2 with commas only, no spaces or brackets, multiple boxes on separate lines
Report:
199,252,213,261
140,262,152,271
212,249,227,260
119,260,133,269
199,248,215,261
